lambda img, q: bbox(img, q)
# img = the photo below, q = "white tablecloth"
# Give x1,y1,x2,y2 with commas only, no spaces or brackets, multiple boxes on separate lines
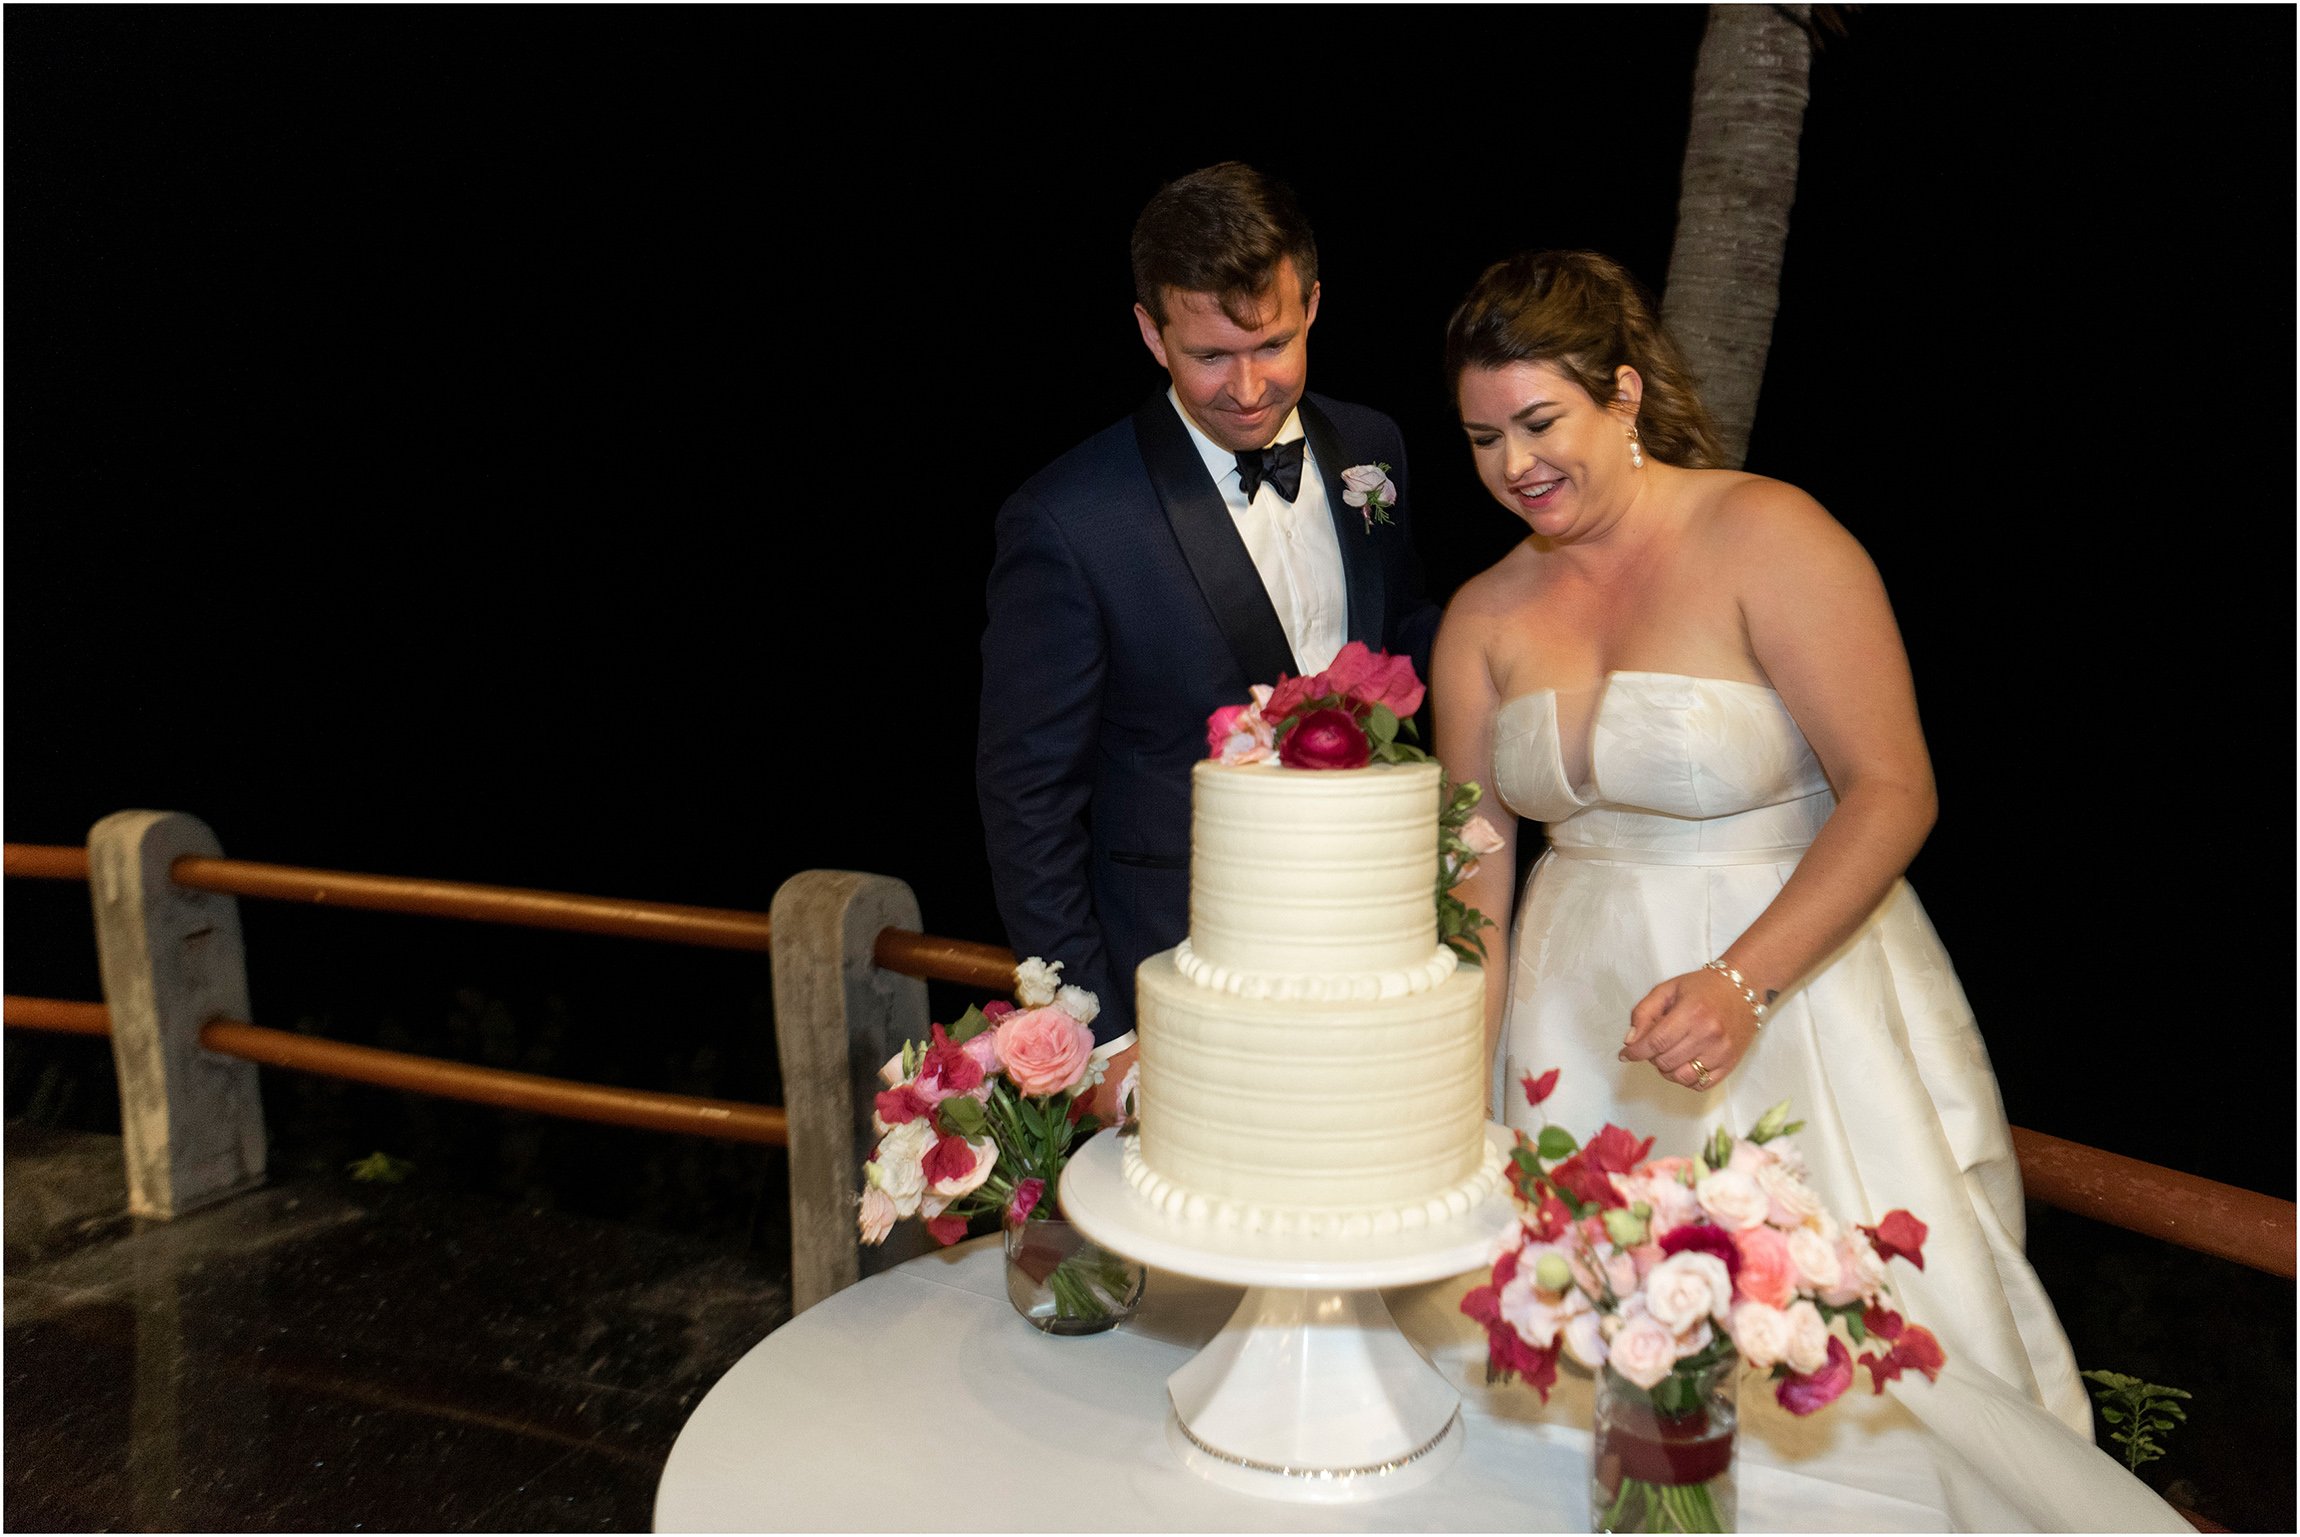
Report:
654,1239,2181,1532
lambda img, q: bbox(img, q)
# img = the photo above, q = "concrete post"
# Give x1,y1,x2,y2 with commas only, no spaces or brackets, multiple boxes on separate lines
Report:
769,870,929,1314
88,811,266,1218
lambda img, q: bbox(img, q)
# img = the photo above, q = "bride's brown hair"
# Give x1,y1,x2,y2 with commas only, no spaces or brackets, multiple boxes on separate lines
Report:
1443,251,1724,471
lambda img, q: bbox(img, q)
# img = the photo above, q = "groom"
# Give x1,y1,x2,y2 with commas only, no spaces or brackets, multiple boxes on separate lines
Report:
977,161,1439,1081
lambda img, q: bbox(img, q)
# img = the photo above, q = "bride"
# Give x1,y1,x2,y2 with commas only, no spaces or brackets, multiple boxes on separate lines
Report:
1430,250,2092,1437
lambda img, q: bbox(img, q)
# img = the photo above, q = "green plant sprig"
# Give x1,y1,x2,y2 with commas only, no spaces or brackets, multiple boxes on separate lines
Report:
2082,1370,2189,1474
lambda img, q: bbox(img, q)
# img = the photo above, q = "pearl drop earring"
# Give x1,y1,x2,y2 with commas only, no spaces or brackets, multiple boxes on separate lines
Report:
1628,427,1644,469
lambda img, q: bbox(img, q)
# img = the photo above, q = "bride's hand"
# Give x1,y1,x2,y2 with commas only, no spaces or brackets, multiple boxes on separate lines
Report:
1621,970,1759,1092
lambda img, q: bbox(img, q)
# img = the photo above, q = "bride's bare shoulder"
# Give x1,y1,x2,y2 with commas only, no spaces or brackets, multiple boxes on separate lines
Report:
1685,470,1864,565
1441,543,1540,631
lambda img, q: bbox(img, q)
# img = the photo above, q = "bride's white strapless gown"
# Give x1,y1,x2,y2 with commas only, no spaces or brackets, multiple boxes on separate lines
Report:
1492,674,2179,1523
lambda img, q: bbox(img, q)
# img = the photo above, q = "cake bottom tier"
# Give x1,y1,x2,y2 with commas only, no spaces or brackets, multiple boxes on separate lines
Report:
1130,948,1501,1236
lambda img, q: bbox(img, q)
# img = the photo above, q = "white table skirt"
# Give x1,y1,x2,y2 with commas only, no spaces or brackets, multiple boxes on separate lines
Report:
654,1239,2181,1532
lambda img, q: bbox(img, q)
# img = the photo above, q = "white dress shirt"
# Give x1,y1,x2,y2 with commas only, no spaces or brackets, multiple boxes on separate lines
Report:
1167,389,1348,678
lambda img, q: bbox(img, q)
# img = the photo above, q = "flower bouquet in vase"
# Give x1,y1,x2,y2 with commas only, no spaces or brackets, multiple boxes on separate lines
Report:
858,958,1144,1334
1464,1070,1946,1533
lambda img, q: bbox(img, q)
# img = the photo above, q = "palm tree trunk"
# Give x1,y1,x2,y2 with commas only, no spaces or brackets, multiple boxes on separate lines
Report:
1662,4,1816,470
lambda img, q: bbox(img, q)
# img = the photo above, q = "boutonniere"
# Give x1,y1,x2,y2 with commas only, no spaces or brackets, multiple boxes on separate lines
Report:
1341,462,1398,532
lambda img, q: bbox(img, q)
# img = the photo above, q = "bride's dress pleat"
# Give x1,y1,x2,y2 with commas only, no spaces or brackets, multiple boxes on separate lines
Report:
1493,672,2172,1524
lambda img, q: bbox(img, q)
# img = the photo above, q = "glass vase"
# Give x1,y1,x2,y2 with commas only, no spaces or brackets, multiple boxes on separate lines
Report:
1591,1349,1739,1533
1002,1215,1145,1335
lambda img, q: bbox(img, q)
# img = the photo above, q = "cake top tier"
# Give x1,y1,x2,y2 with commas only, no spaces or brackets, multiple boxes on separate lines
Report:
1184,758,1450,994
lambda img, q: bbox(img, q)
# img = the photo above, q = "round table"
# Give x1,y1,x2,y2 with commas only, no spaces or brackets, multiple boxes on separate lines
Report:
652,1236,2182,1531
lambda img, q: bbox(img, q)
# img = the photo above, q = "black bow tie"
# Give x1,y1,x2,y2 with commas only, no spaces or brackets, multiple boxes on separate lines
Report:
1234,438,1307,503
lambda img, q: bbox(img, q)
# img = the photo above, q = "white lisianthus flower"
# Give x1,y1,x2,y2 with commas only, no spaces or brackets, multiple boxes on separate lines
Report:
877,1051,907,1089
865,1118,936,1216
1498,1269,1568,1349
1055,985,1100,1026
1014,957,1063,1007
1562,1309,1608,1369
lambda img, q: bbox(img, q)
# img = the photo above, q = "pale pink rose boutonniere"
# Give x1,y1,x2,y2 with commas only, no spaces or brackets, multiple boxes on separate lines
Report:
1341,461,1398,532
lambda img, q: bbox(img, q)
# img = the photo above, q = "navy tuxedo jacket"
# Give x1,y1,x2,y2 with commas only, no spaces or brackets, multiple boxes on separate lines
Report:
977,391,1440,1043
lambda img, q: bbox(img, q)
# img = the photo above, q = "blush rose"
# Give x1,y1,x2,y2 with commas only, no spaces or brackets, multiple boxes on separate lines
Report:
995,1004,1096,1097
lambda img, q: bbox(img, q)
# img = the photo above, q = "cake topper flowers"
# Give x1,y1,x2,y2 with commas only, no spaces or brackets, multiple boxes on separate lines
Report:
1205,643,1498,962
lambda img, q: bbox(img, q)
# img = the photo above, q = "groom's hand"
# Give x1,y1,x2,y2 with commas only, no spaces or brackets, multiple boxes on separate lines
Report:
1084,1041,1139,1125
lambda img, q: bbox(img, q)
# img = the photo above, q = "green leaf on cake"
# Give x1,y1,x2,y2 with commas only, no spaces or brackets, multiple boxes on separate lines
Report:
1536,1126,1577,1161
946,1005,991,1044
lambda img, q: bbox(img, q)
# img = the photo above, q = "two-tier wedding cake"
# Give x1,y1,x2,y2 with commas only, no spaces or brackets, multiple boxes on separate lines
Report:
1125,758,1502,1236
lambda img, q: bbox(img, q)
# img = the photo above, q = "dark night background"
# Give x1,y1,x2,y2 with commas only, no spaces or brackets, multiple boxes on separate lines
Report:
8,9,2292,1243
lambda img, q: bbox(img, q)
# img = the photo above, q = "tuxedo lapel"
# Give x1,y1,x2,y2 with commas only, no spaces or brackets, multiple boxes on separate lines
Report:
1300,397,1386,648
1131,394,1299,684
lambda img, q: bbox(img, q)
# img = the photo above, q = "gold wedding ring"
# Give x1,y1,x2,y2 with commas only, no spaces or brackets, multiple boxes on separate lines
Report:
1690,1058,1710,1089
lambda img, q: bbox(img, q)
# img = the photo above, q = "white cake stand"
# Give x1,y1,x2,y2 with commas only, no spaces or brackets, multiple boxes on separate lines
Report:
1057,1123,1521,1505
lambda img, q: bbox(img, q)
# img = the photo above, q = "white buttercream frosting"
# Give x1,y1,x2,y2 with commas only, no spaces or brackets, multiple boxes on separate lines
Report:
1185,759,1444,980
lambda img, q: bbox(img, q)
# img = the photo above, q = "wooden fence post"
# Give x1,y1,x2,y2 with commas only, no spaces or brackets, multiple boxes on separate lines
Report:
770,870,929,1314
88,811,266,1218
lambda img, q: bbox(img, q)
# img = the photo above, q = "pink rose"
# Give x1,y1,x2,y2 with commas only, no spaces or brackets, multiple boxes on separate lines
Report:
1754,1164,1825,1228
1787,1227,1844,1293
1642,1251,1732,1333
857,1184,897,1245
1461,815,1507,856
1729,1300,1792,1369
1608,1312,1682,1390
1278,706,1371,769
995,1004,1096,1097
1006,1176,1045,1227
1695,1169,1770,1231
1783,1299,1832,1373
1820,1235,1870,1307
1732,1224,1800,1309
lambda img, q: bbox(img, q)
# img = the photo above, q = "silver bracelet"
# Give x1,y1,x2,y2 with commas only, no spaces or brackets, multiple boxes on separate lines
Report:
1703,958,1768,1029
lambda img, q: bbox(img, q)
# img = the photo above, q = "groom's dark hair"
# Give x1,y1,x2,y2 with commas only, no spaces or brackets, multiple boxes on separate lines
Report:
1131,162,1319,331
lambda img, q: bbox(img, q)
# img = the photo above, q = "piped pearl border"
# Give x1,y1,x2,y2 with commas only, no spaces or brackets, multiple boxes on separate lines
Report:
1121,1135,1506,1239
1172,938,1459,1001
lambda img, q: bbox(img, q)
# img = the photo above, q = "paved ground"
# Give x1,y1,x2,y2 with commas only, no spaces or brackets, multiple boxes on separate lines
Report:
4,1123,790,1532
